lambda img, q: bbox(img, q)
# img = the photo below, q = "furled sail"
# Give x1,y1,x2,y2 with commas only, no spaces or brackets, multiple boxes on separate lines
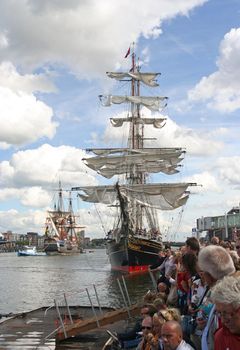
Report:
83,152,183,168
72,183,193,210
106,72,160,87
99,164,179,178
99,95,168,111
86,147,185,156
83,149,184,178
110,117,166,128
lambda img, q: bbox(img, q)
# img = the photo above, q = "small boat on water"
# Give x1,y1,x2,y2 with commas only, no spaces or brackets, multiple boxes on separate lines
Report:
17,245,46,256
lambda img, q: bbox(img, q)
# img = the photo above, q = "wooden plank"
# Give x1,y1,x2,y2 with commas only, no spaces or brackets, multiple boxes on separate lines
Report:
56,304,141,341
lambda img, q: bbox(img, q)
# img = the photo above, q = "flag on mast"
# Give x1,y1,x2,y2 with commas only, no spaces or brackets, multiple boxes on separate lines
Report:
124,46,131,58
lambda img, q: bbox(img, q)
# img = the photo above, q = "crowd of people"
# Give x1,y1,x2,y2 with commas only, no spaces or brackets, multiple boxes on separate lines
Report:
118,236,240,350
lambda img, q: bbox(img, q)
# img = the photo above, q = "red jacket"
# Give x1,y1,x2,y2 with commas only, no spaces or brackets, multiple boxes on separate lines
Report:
215,326,240,350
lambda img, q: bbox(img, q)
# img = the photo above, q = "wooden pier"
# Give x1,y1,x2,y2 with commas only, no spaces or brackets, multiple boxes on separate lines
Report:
56,304,141,342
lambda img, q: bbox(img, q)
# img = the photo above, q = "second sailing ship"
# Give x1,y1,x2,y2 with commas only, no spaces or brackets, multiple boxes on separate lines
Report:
44,183,85,255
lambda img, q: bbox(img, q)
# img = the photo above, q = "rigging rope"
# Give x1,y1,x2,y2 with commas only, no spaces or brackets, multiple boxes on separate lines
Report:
94,204,107,236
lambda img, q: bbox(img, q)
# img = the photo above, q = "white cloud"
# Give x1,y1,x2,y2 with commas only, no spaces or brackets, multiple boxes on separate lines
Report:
0,144,97,188
184,171,221,193
76,204,115,239
0,209,46,234
188,27,240,112
0,61,56,93
0,31,8,48
0,87,57,147
0,0,208,76
0,187,51,207
0,62,58,147
0,142,11,150
216,156,240,185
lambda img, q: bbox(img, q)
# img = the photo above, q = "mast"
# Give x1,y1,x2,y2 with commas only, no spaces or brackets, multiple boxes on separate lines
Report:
57,180,64,213
129,46,137,231
68,191,74,241
129,47,147,231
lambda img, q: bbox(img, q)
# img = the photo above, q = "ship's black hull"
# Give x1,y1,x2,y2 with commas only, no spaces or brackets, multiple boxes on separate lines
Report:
106,236,162,273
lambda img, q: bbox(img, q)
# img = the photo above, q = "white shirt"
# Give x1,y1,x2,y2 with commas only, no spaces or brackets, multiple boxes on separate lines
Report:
176,340,195,350
159,256,175,276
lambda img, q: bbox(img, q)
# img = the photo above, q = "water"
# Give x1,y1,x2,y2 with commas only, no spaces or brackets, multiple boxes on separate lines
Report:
0,249,154,315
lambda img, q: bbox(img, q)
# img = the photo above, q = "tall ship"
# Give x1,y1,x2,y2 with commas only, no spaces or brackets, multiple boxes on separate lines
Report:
44,183,85,255
73,46,196,272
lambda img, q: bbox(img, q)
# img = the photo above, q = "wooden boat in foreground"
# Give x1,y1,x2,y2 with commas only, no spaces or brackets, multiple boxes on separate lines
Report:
0,304,140,349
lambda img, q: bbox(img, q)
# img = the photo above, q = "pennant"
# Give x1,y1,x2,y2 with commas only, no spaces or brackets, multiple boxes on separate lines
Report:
124,47,131,58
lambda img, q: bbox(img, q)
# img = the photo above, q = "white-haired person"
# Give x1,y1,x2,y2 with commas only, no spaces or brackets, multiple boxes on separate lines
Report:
229,250,240,271
211,274,240,349
191,245,236,350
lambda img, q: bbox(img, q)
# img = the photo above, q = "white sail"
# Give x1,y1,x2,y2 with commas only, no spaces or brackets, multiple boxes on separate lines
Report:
75,183,192,210
122,192,189,210
110,117,166,128
107,72,160,87
99,95,168,111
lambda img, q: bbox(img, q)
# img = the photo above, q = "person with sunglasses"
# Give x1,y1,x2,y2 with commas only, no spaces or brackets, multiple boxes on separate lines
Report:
117,305,154,347
136,316,154,350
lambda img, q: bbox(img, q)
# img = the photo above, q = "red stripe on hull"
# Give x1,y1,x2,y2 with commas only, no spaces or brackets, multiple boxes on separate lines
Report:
111,264,149,274
128,265,149,273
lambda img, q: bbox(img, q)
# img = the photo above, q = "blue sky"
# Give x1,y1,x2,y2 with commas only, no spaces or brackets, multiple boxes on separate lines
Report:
0,0,239,240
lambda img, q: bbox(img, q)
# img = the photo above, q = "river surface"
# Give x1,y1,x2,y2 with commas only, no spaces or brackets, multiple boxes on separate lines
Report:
0,249,154,315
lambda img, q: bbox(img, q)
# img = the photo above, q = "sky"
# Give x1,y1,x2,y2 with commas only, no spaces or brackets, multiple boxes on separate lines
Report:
0,0,240,241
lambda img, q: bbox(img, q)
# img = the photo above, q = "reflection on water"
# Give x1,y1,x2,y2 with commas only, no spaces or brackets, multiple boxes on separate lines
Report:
0,250,155,314
104,271,153,309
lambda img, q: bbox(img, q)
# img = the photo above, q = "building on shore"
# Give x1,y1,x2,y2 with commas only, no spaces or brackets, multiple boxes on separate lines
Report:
196,206,240,241
0,230,45,252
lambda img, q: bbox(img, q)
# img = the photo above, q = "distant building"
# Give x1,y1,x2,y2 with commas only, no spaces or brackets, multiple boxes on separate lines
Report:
196,206,240,241
27,232,38,246
84,237,90,247
78,230,85,240
91,238,106,247
37,235,45,248
19,234,26,242
2,230,14,241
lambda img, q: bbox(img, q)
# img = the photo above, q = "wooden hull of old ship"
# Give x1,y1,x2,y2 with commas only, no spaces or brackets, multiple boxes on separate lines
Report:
44,238,80,255
106,236,162,273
